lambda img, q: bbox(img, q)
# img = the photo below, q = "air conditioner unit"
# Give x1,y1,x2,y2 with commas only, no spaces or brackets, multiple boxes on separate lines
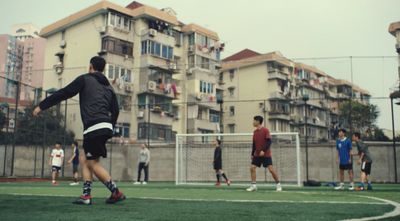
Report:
176,86,182,94
149,29,157,37
60,40,67,49
137,111,144,118
169,63,177,70
188,45,196,53
125,85,133,93
196,93,203,100
99,26,107,35
148,81,156,91
187,68,193,75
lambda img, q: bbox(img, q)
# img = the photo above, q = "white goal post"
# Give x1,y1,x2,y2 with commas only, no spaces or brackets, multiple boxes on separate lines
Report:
175,132,301,187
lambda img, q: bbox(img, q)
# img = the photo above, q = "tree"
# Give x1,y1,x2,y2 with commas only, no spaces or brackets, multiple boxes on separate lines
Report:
14,105,75,145
0,110,5,130
338,100,379,136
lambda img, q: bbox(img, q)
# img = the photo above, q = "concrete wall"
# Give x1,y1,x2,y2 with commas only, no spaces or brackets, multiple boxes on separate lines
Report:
1,142,399,183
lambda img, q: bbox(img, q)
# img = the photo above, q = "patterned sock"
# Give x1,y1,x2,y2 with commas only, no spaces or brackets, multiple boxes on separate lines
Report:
216,174,220,182
103,180,118,194
83,180,92,196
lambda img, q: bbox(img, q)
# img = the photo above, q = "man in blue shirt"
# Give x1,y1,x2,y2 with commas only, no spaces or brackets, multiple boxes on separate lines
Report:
334,129,354,190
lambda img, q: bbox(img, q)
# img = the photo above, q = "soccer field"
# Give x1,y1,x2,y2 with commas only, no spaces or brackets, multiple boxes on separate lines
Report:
0,182,399,221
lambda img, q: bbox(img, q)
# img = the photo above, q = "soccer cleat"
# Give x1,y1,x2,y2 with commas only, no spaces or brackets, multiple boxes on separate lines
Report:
246,185,257,192
334,185,344,190
276,184,282,192
348,186,355,191
72,195,92,205
142,181,147,185
134,181,141,185
215,182,221,187
69,182,79,186
226,180,231,186
367,184,373,191
52,181,59,186
106,191,126,204
355,186,365,191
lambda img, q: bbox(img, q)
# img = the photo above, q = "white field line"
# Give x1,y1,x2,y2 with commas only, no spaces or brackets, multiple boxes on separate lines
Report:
5,192,387,205
340,195,400,221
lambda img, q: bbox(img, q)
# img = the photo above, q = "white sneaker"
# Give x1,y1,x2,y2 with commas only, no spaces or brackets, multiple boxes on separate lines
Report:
134,181,141,185
334,185,344,190
69,182,79,186
348,186,355,191
246,185,257,192
142,181,147,185
276,184,282,192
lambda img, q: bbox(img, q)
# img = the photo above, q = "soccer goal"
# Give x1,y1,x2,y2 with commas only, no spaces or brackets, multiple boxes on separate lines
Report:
175,132,301,187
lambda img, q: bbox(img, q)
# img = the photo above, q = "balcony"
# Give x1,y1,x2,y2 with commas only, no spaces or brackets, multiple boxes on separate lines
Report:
187,118,218,132
268,71,288,81
138,80,181,99
268,111,290,121
188,93,217,108
269,91,290,100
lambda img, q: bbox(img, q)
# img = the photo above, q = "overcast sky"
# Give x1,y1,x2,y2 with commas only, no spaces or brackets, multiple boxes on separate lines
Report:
1,0,399,130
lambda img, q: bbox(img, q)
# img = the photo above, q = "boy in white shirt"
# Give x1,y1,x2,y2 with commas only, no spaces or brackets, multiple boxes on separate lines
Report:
50,142,64,185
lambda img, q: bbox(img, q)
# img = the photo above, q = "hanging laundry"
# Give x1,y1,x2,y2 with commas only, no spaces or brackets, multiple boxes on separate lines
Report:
165,83,171,94
171,83,177,98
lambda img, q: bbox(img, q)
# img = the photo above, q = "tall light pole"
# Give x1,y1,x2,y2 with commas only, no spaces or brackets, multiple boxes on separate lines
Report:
302,94,310,181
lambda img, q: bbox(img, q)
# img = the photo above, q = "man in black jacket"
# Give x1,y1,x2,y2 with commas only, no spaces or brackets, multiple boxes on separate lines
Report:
33,56,125,205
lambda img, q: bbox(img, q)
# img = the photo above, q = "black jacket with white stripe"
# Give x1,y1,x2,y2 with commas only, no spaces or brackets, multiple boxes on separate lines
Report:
39,72,119,137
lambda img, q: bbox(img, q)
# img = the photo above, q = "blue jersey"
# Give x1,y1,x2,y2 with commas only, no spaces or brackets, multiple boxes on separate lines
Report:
72,146,79,165
336,137,352,165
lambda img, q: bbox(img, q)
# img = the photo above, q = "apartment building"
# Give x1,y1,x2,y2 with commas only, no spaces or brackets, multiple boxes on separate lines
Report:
221,49,370,141
389,21,400,98
39,1,223,142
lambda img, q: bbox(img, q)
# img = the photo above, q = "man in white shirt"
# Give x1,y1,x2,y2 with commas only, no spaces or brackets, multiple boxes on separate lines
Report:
50,142,64,185
134,144,150,185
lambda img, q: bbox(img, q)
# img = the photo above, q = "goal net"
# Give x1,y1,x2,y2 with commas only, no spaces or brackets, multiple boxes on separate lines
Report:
175,132,301,186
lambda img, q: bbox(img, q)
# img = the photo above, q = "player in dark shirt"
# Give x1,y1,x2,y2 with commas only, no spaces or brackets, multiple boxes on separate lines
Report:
213,139,231,186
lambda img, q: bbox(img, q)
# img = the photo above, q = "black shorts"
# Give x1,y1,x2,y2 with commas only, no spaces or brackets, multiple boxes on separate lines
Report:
72,164,79,173
213,161,222,170
252,157,272,168
339,163,353,170
52,166,61,173
83,135,109,160
361,161,372,175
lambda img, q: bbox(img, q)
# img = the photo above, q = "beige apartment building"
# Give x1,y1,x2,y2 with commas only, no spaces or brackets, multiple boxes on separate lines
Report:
220,50,370,141
39,1,223,142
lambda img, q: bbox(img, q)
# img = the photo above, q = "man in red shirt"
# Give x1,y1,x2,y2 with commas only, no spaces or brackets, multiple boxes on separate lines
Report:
246,116,282,192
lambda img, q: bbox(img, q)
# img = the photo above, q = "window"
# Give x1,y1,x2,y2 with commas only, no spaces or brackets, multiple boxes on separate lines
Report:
114,66,120,79
126,70,132,82
188,33,195,45
162,45,168,58
209,110,220,123
141,40,172,59
110,13,116,26
116,94,131,111
229,106,235,116
228,124,235,133
155,42,161,56
102,37,133,57
229,69,235,80
114,123,130,138
188,55,195,68
228,87,235,96
138,123,173,141
199,129,213,143
141,41,147,54
108,65,114,79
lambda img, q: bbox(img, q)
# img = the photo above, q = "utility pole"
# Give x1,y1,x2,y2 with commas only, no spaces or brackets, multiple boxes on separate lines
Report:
302,94,310,181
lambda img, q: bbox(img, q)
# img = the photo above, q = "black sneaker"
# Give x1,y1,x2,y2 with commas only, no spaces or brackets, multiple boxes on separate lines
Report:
72,195,92,205
106,191,126,204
